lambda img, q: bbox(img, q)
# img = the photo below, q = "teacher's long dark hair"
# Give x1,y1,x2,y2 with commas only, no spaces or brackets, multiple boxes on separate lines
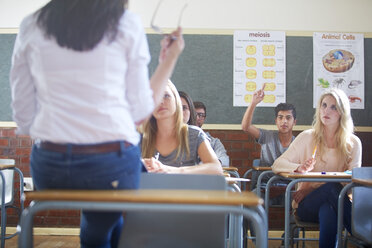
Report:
36,0,127,51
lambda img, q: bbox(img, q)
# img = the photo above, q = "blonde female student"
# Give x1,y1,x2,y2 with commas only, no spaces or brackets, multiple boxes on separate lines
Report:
141,81,223,175
272,88,362,248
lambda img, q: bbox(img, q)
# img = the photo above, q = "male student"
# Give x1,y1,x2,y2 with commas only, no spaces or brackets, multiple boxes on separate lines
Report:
193,101,230,167
241,84,296,190
241,84,297,248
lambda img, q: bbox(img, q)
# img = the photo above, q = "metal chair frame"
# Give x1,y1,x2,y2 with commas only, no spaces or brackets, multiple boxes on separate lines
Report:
337,175,372,248
0,159,24,248
283,177,351,248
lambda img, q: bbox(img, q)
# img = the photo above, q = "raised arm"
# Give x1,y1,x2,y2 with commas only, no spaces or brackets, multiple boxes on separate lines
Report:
241,84,265,139
150,28,184,107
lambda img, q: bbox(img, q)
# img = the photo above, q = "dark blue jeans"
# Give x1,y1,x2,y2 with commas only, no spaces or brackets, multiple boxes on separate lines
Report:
297,182,352,248
30,141,142,248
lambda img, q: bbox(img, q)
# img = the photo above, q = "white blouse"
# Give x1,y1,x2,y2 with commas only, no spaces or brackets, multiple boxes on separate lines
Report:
10,10,154,145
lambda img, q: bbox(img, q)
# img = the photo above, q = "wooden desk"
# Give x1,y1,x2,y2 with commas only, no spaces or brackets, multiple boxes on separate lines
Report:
223,166,239,172
278,172,352,248
253,166,272,171
24,189,262,206
223,166,240,179
280,172,351,179
0,164,15,170
352,178,372,186
19,189,267,248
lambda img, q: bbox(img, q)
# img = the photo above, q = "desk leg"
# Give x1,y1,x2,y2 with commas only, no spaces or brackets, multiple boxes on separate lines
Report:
284,180,297,248
257,171,274,200
264,175,280,215
337,183,354,248
230,212,243,248
19,204,35,248
0,172,6,248
241,206,268,248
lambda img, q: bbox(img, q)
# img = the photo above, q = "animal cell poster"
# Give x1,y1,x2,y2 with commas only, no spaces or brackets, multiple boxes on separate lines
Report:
313,32,364,109
233,31,286,107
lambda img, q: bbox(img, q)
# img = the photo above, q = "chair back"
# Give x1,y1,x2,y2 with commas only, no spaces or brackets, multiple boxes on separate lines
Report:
0,159,15,206
119,173,228,248
252,159,260,168
352,167,372,244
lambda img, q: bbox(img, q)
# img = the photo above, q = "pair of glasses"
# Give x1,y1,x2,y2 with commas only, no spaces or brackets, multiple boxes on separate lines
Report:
196,113,206,119
151,0,188,37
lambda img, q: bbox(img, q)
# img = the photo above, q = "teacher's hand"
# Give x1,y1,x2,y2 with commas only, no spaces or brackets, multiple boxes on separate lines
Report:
159,27,185,63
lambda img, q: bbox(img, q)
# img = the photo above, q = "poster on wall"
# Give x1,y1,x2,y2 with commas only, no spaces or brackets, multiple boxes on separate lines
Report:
233,30,286,107
313,32,364,109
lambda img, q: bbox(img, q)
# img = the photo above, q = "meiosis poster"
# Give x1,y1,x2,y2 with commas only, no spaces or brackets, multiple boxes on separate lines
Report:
313,32,364,109
233,31,286,107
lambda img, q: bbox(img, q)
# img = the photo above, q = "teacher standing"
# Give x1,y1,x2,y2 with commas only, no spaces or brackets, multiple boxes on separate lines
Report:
10,0,184,247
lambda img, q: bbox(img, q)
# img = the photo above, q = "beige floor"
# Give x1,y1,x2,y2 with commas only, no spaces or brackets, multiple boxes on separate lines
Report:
9,236,358,248
4,228,358,248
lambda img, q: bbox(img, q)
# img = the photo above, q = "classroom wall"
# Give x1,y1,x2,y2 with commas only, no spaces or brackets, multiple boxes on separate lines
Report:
1,0,372,229
1,0,372,32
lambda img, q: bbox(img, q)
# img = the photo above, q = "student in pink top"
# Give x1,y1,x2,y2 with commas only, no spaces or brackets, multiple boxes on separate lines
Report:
273,88,362,248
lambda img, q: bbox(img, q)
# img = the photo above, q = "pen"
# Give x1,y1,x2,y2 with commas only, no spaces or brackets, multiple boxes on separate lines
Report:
312,145,317,159
154,152,160,160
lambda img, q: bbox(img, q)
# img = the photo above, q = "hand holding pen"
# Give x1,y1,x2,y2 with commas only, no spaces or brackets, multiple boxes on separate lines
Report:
142,152,179,174
143,152,165,173
294,145,316,173
152,0,187,63
143,157,162,173
159,27,185,63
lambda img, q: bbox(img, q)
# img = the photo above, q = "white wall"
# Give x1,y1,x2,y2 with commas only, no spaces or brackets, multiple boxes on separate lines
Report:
0,0,49,28
1,0,372,33
130,0,372,33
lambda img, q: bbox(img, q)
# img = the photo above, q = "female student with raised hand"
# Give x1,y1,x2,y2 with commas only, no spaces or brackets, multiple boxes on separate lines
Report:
141,81,223,175
272,88,362,248
10,0,184,247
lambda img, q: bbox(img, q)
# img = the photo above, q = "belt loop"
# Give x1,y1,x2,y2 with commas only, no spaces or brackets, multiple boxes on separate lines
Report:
119,141,125,156
67,144,72,156
34,139,41,149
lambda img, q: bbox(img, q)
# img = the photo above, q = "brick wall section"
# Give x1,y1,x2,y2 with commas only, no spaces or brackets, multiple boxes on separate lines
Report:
0,127,81,228
1,127,371,228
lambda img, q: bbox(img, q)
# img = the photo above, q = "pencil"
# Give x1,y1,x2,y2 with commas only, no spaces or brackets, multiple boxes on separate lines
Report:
312,145,317,159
